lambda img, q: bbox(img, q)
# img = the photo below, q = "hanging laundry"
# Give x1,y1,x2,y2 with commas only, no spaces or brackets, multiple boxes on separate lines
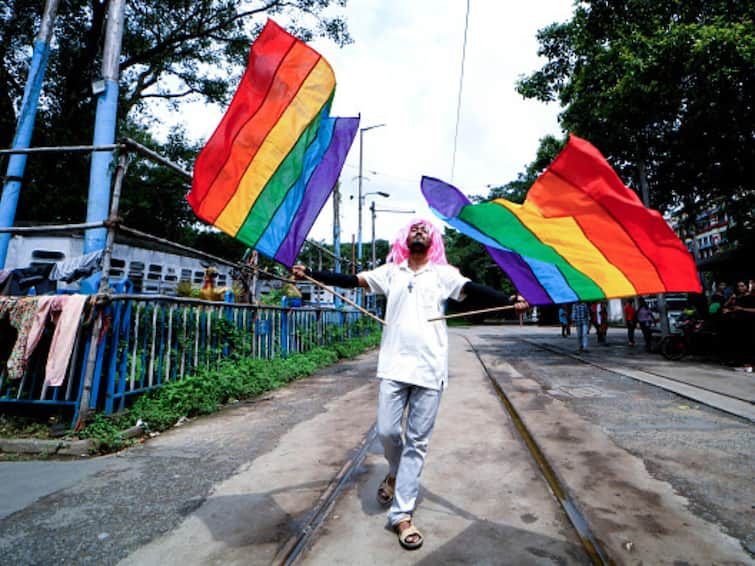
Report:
24,296,67,362
0,296,41,379
49,249,104,282
0,264,55,296
44,294,88,387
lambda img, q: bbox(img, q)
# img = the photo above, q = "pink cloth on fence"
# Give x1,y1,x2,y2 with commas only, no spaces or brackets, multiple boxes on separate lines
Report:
25,296,67,361
44,294,88,387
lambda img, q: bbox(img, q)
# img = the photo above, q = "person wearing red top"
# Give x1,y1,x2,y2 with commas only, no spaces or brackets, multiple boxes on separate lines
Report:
623,300,637,346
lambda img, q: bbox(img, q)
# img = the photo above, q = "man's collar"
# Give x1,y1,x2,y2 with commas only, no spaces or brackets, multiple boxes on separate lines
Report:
399,259,433,274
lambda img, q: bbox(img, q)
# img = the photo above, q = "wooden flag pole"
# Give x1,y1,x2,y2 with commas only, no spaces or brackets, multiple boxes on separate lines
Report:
299,272,386,326
427,304,517,322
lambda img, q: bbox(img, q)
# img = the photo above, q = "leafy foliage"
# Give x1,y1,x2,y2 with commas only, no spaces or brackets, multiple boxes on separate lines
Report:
0,0,351,257
516,0,754,239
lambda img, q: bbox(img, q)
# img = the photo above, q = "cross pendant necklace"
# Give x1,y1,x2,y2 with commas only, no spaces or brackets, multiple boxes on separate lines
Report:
408,280,414,293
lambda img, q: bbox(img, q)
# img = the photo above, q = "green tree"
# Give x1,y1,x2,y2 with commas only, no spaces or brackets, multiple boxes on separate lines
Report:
516,0,754,241
0,0,351,257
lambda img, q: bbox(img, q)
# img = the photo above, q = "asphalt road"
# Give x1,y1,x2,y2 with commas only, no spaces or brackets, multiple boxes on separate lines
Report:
0,325,751,565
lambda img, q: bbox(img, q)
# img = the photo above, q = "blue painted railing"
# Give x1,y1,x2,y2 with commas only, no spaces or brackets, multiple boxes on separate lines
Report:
0,295,375,425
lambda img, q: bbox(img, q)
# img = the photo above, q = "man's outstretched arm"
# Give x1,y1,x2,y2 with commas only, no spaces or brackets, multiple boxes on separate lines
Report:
291,265,370,289
461,281,529,311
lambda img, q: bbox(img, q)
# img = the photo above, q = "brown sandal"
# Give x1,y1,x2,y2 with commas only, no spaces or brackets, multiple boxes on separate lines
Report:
376,475,394,505
396,519,424,550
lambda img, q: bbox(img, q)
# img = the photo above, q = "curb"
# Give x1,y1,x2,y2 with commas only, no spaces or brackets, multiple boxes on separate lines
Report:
0,424,145,457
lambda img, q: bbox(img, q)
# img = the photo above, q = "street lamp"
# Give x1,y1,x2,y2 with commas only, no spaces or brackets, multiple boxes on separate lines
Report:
357,123,386,271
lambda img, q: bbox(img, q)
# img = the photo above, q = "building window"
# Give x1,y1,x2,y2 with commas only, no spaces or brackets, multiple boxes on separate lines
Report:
31,250,65,261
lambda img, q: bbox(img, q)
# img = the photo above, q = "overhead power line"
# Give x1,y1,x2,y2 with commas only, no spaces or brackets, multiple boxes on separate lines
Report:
451,0,471,181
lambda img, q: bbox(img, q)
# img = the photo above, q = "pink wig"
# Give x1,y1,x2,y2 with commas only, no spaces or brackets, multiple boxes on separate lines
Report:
386,218,448,265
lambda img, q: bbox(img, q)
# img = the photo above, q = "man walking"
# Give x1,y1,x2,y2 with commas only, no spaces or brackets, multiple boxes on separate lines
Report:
637,299,656,351
623,300,637,346
292,219,527,550
572,301,590,352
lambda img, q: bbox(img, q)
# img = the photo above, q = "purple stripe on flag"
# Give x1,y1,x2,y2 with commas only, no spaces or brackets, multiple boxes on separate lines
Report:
485,247,554,305
275,117,359,267
422,175,553,304
421,176,467,217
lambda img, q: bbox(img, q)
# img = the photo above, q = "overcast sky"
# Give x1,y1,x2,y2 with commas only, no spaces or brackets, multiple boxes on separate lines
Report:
184,0,575,252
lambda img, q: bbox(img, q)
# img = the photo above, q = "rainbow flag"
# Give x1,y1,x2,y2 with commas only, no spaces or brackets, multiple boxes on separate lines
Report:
187,20,358,267
422,135,701,304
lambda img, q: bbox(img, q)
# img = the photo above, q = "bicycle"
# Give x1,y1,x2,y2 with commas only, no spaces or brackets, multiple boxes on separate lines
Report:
659,317,720,361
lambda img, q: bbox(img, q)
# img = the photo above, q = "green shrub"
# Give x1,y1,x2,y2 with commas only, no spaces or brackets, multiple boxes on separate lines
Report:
120,332,379,436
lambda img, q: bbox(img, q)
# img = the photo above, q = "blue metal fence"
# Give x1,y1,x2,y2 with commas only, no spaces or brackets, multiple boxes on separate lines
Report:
0,295,374,425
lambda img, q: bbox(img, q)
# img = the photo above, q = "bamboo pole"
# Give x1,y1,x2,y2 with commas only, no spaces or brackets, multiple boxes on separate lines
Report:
76,149,130,429
0,221,106,233
0,143,123,155
427,304,517,322
299,272,386,326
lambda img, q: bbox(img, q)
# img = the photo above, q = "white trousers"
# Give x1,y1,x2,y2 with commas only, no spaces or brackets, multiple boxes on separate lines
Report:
377,379,442,526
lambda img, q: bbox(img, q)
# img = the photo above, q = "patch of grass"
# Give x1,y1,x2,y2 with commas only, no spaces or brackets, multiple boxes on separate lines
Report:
0,415,54,439
76,413,129,453
78,331,381,452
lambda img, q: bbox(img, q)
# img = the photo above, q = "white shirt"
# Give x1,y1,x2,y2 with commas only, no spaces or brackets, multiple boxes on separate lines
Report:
359,260,469,390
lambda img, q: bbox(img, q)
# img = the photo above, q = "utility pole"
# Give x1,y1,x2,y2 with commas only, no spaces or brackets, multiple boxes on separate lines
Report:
356,123,385,307
371,201,376,269
333,182,341,273
332,182,341,308
639,161,669,336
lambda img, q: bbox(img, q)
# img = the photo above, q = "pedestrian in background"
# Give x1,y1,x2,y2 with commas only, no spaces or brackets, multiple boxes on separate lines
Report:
572,301,590,352
721,280,755,372
710,281,728,307
623,299,637,346
637,299,656,351
558,305,571,337
592,301,609,345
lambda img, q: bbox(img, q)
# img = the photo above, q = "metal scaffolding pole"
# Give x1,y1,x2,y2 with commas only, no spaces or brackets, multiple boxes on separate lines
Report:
82,0,126,292
0,0,61,267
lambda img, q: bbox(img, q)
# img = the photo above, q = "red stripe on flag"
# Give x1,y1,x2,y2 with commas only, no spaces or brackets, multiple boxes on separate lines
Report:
188,20,296,212
549,135,700,292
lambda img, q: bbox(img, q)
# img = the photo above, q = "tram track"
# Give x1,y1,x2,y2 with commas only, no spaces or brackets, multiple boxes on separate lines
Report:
272,425,378,566
520,338,755,422
271,330,752,564
464,336,612,566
